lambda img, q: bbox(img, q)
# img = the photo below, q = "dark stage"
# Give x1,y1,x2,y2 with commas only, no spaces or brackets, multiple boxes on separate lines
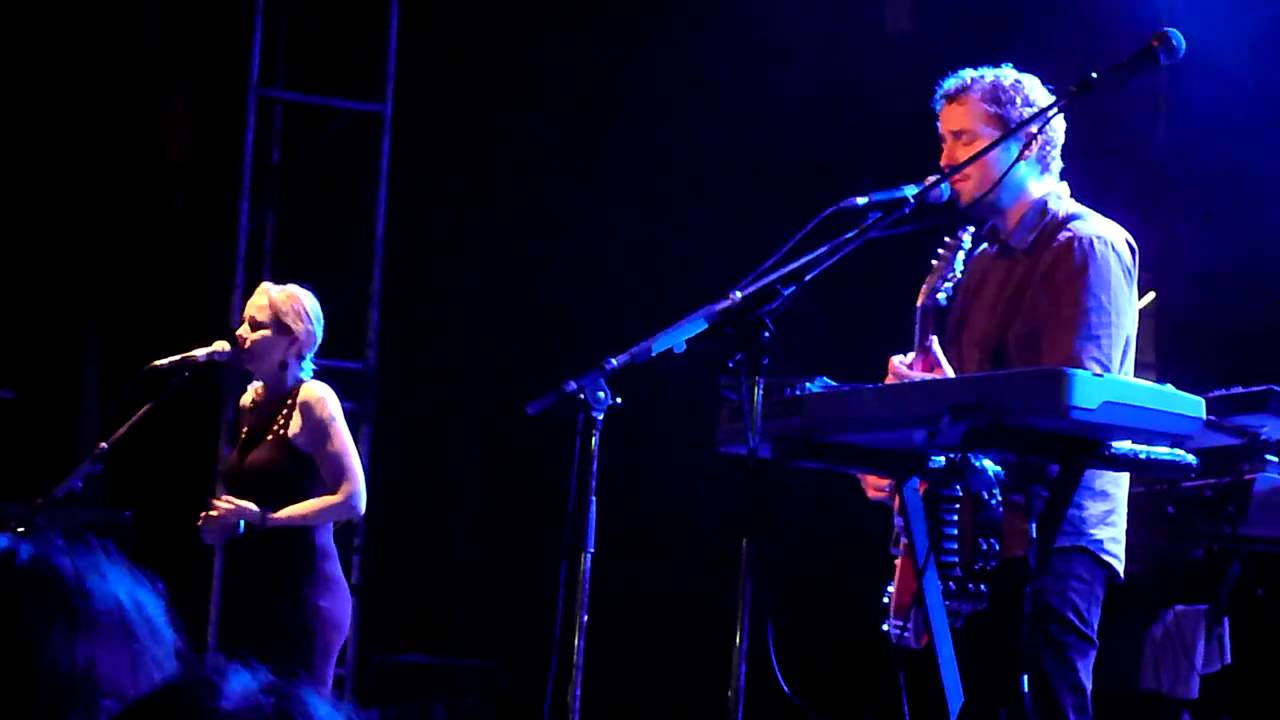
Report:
8,1,1280,718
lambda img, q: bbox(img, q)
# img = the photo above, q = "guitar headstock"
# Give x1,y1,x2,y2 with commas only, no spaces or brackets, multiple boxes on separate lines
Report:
915,225,975,310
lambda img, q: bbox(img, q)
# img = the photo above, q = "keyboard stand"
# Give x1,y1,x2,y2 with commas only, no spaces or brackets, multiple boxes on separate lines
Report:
898,475,963,719
760,431,1199,719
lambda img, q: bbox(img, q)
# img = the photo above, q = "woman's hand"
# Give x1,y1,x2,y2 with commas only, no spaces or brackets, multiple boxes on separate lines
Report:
197,509,240,545
210,495,266,526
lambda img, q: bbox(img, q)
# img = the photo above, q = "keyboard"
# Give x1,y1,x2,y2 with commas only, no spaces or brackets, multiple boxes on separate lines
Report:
719,367,1206,461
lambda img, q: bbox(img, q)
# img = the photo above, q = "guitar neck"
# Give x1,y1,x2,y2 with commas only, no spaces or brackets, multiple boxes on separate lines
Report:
911,226,971,374
912,303,937,372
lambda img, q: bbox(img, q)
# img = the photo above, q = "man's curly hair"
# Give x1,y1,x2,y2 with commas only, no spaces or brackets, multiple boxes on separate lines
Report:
932,64,1065,180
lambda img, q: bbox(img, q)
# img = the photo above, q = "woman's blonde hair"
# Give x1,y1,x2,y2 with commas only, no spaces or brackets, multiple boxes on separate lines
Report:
254,281,325,380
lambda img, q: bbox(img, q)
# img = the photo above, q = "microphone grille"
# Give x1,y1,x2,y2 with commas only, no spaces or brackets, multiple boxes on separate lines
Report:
210,339,235,360
920,176,951,205
1154,27,1186,65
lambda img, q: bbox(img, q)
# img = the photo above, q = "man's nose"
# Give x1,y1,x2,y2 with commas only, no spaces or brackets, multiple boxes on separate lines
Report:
939,146,958,170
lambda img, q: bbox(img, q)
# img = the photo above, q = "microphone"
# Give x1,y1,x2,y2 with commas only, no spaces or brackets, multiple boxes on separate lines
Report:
841,177,950,208
147,340,235,370
1132,27,1186,68
1074,27,1186,94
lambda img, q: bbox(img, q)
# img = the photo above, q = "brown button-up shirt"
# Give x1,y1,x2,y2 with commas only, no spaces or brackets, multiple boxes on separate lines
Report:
943,183,1139,575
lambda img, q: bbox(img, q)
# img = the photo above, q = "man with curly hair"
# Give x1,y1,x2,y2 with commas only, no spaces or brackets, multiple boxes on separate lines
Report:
865,64,1139,719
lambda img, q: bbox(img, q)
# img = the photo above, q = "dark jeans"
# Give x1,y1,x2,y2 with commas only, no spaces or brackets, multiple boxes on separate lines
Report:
1025,546,1113,720
927,546,1112,720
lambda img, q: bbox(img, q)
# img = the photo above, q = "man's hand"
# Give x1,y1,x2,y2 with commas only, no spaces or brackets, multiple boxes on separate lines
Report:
860,336,955,505
886,335,955,383
859,473,896,505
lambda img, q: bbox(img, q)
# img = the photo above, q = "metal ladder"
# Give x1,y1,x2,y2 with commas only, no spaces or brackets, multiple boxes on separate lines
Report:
211,0,399,702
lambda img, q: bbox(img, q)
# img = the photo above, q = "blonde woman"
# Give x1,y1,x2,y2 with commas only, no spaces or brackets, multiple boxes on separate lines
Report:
199,281,366,690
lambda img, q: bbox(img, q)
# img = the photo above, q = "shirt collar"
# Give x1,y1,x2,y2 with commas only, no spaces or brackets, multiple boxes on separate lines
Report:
979,181,1073,252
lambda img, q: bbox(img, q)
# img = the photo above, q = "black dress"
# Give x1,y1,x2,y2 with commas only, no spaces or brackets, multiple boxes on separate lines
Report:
217,384,351,689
